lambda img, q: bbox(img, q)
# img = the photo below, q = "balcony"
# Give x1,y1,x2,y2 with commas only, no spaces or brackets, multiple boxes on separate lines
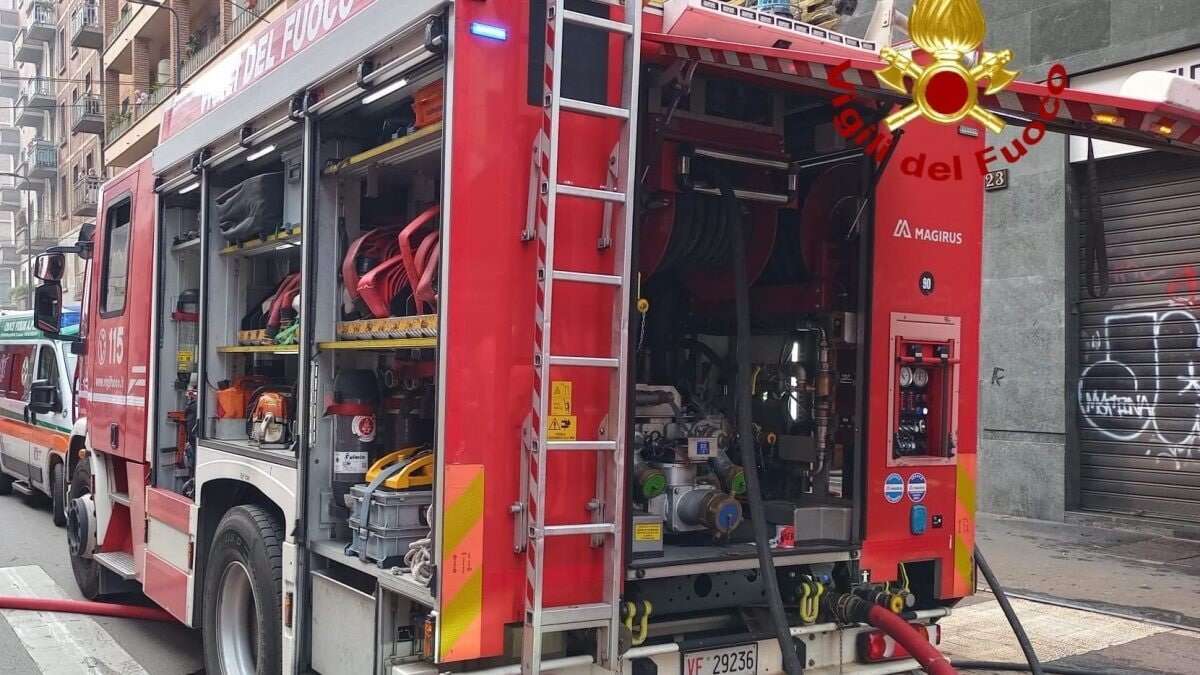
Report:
0,3,17,42
0,63,17,99
19,0,54,42
106,83,170,145
72,94,104,135
16,220,58,256
70,1,101,50
0,188,20,214
0,245,19,269
14,78,53,129
0,126,17,156
109,2,138,48
17,139,56,189
13,28,43,63
73,176,100,216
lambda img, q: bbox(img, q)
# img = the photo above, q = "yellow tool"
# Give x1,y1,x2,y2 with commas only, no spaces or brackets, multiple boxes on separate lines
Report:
365,447,434,489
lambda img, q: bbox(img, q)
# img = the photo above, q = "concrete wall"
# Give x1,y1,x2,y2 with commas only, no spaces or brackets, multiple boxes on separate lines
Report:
839,0,1200,519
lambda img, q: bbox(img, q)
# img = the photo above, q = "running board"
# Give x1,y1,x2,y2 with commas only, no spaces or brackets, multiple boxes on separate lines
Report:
10,480,33,496
94,551,137,580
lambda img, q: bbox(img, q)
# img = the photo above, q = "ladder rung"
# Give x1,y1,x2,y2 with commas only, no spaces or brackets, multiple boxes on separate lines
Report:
552,269,623,286
560,97,630,120
548,355,620,369
544,523,617,537
546,439,618,451
542,603,614,629
557,184,627,203
562,9,633,35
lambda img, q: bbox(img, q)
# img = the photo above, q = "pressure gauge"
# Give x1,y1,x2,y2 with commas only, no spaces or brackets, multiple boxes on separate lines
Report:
899,366,914,388
912,367,930,389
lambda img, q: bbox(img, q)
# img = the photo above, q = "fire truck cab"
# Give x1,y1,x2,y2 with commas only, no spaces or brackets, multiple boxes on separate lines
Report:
27,1,1200,674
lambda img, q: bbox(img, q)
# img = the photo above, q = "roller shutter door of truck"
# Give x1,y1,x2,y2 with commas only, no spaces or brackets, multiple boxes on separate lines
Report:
1076,152,1200,522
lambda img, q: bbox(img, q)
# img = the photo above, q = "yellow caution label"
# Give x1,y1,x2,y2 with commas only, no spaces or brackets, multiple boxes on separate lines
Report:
550,380,572,415
176,349,194,371
546,415,577,440
633,522,662,542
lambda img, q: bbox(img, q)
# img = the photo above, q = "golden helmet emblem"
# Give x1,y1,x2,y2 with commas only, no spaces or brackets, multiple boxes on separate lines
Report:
876,0,1020,133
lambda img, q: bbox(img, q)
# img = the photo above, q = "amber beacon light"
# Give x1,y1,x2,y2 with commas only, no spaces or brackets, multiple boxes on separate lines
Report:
875,0,1019,133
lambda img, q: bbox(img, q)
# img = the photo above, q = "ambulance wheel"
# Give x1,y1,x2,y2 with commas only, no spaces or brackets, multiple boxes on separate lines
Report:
67,460,101,600
0,470,11,495
51,461,66,527
203,505,284,675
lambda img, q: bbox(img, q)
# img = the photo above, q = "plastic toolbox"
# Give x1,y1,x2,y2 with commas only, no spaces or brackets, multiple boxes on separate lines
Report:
344,486,432,530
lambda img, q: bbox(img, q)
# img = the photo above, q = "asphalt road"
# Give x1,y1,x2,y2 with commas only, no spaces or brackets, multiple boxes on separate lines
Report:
0,489,203,675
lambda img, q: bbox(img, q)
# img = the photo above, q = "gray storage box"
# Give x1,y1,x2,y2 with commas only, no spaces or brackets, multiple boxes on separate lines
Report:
346,519,428,568
344,486,432,530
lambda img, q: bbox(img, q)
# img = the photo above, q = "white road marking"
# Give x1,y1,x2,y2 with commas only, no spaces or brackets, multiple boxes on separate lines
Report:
0,565,148,675
940,595,1174,663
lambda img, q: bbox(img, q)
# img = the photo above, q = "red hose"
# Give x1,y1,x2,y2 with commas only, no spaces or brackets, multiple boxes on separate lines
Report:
0,596,176,622
866,604,956,675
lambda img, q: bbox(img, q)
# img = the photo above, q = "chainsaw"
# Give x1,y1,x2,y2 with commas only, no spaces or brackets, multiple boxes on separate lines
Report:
246,387,295,447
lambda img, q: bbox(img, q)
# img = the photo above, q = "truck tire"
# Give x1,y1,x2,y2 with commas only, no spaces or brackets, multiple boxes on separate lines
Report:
67,460,101,599
51,461,66,527
202,505,284,675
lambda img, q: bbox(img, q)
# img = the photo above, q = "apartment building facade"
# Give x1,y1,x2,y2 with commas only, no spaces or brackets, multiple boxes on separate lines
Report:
0,0,101,308
102,0,288,171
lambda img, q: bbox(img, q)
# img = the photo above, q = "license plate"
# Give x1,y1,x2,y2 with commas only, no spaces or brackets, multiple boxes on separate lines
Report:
682,643,759,675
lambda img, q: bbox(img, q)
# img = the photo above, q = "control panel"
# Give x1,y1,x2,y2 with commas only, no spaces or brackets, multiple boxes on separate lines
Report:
887,314,961,466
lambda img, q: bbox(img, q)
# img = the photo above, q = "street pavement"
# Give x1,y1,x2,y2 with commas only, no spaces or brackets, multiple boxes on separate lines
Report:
0,493,1196,674
0,491,202,674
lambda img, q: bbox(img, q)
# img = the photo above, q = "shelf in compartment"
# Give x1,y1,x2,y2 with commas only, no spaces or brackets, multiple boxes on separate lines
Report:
319,337,437,351
171,237,201,253
310,538,435,607
217,344,300,354
626,543,853,581
220,226,302,258
324,122,443,178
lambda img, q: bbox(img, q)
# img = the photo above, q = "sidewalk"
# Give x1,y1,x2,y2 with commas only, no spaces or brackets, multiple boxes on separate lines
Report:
938,513,1200,674
976,512,1200,630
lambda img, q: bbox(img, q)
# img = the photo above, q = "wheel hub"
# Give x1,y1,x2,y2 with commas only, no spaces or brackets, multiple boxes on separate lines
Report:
67,494,96,558
216,561,259,675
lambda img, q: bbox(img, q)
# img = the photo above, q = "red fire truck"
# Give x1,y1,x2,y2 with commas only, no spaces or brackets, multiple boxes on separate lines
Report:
27,1,1200,673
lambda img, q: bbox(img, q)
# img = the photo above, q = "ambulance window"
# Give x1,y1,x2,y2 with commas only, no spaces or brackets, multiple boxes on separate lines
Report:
36,345,57,386
100,200,132,316
0,345,32,400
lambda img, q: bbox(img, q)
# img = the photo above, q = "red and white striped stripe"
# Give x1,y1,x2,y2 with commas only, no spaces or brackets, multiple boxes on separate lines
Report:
651,34,1200,151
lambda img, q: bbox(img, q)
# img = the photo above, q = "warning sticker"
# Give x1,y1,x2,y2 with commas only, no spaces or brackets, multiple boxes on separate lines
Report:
547,415,577,440
550,381,573,415
334,451,369,474
633,521,663,542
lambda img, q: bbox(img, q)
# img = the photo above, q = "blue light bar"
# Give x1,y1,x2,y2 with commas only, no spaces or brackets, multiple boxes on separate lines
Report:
470,22,507,41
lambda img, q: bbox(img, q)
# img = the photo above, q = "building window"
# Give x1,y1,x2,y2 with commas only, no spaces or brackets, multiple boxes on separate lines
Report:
57,29,65,72
59,175,67,215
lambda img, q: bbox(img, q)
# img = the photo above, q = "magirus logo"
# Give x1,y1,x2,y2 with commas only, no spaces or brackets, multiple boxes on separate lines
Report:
893,218,964,245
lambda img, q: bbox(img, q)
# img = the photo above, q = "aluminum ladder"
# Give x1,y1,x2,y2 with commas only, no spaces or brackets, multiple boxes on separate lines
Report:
520,0,642,672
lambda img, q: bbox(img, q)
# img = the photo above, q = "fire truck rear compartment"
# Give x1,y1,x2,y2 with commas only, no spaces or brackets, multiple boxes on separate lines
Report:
621,67,872,619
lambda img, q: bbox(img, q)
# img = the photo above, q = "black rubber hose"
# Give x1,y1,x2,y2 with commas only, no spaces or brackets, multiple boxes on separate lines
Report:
953,660,1139,675
975,544,1044,675
721,175,803,675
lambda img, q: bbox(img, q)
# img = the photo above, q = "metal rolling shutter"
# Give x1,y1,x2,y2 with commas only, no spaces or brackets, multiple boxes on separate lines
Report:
1075,152,1200,522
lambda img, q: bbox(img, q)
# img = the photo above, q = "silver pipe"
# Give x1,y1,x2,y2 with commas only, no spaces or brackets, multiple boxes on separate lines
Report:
690,186,790,204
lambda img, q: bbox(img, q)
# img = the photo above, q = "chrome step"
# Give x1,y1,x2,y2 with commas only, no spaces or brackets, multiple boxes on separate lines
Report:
542,602,614,630
10,480,33,496
94,551,136,580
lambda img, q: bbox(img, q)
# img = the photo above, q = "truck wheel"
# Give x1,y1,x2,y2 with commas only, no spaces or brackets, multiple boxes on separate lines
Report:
202,505,284,675
51,461,66,527
0,470,12,495
67,460,101,599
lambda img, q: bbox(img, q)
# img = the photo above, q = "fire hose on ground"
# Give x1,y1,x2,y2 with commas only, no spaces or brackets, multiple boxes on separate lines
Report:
0,595,176,622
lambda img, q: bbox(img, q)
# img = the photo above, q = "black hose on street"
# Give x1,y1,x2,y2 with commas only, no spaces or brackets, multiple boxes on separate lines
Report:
975,544,1044,675
721,175,803,675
